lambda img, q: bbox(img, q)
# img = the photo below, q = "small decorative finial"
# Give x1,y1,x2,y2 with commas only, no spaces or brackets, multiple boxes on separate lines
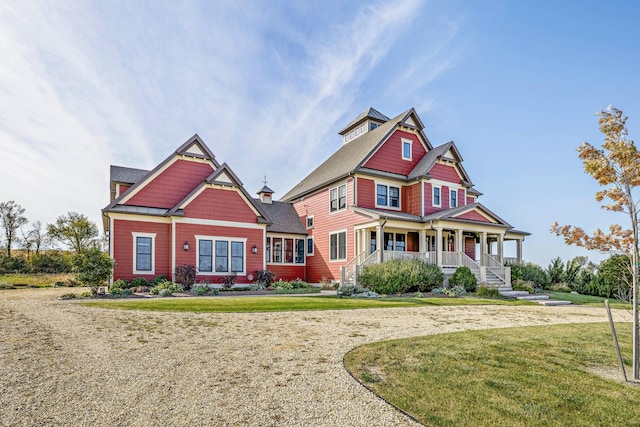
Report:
263,174,268,186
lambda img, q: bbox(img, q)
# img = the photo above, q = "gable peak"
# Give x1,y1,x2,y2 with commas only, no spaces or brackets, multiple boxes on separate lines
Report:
175,134,220,166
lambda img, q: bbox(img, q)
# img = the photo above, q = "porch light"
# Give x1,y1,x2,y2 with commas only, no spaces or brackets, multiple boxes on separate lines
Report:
252,245,258,254
183,241,189,251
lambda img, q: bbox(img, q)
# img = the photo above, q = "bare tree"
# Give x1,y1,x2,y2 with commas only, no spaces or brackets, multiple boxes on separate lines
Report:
0,201,28,257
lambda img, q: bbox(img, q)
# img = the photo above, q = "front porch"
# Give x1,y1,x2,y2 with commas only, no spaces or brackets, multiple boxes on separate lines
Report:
340,221,528,288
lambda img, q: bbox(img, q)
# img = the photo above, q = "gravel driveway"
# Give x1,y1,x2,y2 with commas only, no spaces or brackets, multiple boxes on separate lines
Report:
0,288,613,426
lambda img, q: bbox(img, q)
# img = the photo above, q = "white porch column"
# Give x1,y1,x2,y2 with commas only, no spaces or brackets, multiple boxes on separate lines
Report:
418,229,426,253
480,232,487,265
456,228,464,266
498,233,504,264
516,239,522,264
436,227,443,267
376,223,383,262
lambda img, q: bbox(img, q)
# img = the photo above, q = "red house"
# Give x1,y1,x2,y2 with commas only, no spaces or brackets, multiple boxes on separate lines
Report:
104,107,528,288
103,135,305,284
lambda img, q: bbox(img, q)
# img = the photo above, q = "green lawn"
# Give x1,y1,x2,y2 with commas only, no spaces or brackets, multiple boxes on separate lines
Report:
344,322,640,426
82,295,533,313
546,291,630,308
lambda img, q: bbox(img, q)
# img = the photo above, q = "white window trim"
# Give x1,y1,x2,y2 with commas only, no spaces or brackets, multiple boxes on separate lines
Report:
307,236,314,256
329,183,347,214
195,235,247,276
433,185,442,208
306,215,314,229
265,235,306,265
329,229,348,262
374,180,401,211
401,138,413,161
132,232,156,275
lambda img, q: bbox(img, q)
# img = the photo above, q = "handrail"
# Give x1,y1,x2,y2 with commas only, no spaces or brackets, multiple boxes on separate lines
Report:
461,252,480,274
384,250,430,263
341,251,366,285
484,253,505,282
361,249,380,268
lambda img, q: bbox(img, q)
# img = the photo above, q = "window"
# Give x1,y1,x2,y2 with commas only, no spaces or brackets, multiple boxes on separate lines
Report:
272,237,282,263
402,139,412,160
383,232,406,252
376,184,400,208
395,234,406,251
284,238,294,263
197,236,246,274
433,186,441,207
295,239,305,263
330,231,347,261
370,122,378,131
450,190,457,208
199,240,213,272
330,184,347,212
384,232,394,251
370,231,377,254
307,237,314,256
306,215,314,229
132,232,155,274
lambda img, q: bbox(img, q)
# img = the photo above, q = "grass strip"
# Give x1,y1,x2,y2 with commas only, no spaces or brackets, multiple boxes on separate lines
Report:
344,322,640,426
81,295,533,313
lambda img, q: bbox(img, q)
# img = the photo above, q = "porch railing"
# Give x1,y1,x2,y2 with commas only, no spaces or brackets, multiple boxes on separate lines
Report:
461,252,480,275
383,250,433,264
361,249,380,268
441,251,458,267
340,251,366,285
484,253,506,282
503,257,519,265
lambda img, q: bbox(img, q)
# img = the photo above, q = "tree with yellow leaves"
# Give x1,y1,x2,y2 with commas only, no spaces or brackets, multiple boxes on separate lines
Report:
551,106,640,379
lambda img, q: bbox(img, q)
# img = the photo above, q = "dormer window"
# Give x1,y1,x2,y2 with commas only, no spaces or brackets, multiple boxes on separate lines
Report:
402,139,412,161
370,122,378,131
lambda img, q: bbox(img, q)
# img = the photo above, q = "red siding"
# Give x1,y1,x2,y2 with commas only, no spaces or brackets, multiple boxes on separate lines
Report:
423,182,438,214
404,183,421,216
118,184,131,197
465,237,476,260
175,223,264,283
466,196,475,205
293,178,362,283
183,188,258,223
126,160,214,208
442,185,449,209
455,210,492,223
430,163,462,184
267,264,306,282
458,189,465,207
357,177,375,209
362,130,427,175
112,219,171,282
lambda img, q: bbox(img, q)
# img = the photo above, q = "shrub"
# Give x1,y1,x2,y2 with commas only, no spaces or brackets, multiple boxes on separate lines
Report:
550,283,572,293
174,265,196,291
477,285,500,298
274,279,310,290
0,255,29,274
222,273,237,289
109,287,132,297
511,262,549,288
65,278,83,287
194,285,215,296
72,248,114,295
151,275,168,286
320,276,337,290
130,277,150,288
338,284,367,296
443,285,466,297
30,252,73,273
254,269,276,287
414,292,424,298
352,290,381,298
110,279,129,293
512,280,535,293
150,281,181,296
448,266,477,292
358,259,444,294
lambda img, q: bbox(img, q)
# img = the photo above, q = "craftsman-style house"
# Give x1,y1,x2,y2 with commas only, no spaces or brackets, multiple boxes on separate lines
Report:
104,107,528,286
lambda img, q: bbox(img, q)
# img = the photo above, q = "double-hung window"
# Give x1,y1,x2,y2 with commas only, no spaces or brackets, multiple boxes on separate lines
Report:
330,184,347,212
329,231,347,261
376,184,400,208
307,236,314,256
133,232,155,274
265,236,306,264
433,186,441,207
450,190,457,208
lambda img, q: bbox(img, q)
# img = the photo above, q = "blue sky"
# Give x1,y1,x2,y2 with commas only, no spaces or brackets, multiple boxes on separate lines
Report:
1,0,639,267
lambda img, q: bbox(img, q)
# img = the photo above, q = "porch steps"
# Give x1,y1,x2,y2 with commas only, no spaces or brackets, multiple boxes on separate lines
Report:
516,295,549,301
499,290,530,298
500,290,572,306
537,299,572,306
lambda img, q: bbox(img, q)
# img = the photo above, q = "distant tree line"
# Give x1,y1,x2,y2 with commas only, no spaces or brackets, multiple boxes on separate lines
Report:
0,200,101,274
512,255,633,300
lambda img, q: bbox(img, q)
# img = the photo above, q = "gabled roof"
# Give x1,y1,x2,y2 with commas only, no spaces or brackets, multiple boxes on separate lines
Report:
339,107,390,135
105,135,221,214
254,200,307,234
352,203,513,229
110,165,149,185
407,141,473,188
257,185,274,194
422,203,512,228
166,163,270,222
281,109,433,202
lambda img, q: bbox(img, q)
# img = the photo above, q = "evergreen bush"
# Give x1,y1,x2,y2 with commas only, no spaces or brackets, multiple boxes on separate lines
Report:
448,266,477,292
358,259,444,294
